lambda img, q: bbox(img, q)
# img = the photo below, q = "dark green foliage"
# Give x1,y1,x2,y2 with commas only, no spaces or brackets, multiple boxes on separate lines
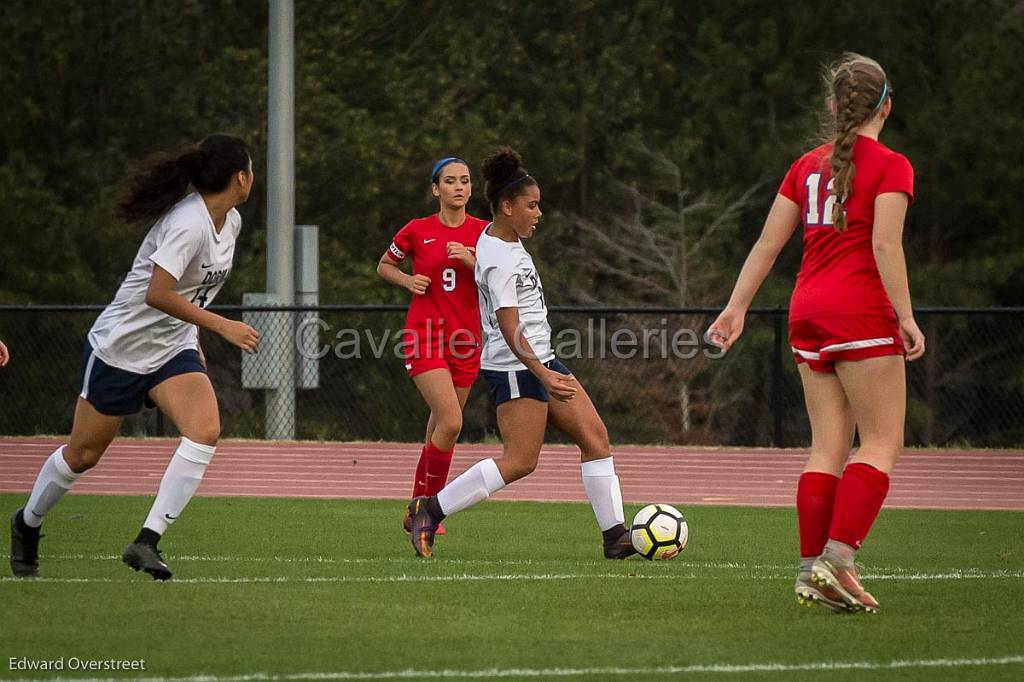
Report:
0,1,1021,306
2,2,1023,446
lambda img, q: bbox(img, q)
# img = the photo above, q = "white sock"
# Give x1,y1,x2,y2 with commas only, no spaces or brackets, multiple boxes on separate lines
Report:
23,446,80,527
437,458,506,516
143,438,216,535
582,456,625,531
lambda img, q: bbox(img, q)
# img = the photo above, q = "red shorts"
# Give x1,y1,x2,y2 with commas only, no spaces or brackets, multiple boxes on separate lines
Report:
403,335,480,388
789,314,904,373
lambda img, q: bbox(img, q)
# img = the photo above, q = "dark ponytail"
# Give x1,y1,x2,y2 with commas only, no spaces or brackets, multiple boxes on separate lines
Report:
482,146,537,215
117,134,250,224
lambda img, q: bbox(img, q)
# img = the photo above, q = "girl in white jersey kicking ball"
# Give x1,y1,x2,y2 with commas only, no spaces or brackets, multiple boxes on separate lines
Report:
408,147,636,560
9,134,259,581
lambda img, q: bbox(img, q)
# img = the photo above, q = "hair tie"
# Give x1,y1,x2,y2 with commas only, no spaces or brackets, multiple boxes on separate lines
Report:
501,172,531,193
431,156,467,183
873,81,889,111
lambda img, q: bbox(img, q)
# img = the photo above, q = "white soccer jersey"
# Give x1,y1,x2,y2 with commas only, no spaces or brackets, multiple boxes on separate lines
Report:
88,192,241,374
475,228,554,372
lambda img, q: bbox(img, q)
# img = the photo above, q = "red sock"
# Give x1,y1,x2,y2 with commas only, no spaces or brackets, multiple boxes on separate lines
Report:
411,447,429,498
422,441,455,496
796,471,840,558
828,463,890,549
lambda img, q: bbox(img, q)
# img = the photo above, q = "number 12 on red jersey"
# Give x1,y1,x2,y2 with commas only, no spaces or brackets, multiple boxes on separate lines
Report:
804,172,838,228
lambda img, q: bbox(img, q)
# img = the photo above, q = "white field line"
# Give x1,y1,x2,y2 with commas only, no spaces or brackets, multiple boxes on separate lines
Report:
2,569,1022,585
11,554,1023,578
23,554,552,566
5,655,1024,681
0,573,695,585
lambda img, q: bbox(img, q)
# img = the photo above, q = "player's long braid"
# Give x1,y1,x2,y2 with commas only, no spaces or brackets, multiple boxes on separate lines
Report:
118,134,249,224
824,53,889,232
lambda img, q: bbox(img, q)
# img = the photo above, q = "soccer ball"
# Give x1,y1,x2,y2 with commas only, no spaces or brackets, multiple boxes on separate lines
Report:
630,503,688,560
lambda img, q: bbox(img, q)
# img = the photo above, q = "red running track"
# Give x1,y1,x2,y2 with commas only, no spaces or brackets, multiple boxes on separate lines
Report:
1,438,1022,511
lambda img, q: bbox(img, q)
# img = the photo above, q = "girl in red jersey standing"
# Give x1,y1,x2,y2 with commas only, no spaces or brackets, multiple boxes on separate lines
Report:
378,157,489,535
708,53,925,614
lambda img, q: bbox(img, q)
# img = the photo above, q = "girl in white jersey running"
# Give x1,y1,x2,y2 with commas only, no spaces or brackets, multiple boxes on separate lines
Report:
9,134,259,581
408,147,636,560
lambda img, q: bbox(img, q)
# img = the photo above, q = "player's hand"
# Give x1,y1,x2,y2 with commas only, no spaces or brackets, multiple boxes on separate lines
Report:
446,242,474,266
705,306,745,351
407,274,431,295
217,319,260,354
198,345,207,368
899,316,925,361
0,340,9,367
543,369,578,402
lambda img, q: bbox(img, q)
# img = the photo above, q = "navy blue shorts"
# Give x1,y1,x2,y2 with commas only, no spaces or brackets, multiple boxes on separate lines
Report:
482,358,572,406
78,342,206,416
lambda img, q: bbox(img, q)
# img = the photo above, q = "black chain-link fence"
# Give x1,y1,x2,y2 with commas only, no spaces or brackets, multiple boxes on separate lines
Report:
1,305,1022,447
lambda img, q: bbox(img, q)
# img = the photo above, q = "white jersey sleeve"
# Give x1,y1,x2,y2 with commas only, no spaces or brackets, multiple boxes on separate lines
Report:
475,229,554,372
149,218,203,280
481,260,520,310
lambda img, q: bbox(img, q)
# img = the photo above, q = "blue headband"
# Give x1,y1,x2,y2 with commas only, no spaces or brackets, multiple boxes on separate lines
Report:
431,156,467,183
873,81,889,111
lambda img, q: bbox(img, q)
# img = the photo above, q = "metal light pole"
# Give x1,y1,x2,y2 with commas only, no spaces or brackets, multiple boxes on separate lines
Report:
266,0,296,439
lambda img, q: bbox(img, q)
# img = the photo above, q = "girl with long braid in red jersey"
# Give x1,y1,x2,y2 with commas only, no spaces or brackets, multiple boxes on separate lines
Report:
377,158,489,536
707,53,925,614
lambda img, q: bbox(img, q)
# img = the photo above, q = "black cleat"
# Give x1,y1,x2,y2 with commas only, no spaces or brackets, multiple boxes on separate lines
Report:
603,524,638,559
122,542,173,581
408,496,441,558
10,509,42,577
404,508,446,536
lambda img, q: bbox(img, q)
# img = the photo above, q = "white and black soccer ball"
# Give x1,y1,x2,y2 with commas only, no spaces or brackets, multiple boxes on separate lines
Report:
630,503,688,560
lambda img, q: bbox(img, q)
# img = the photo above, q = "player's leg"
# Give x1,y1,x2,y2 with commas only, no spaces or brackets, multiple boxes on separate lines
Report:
416,369,468,452
122,360,217,580
410,369,462,494
11,398,122,577
405,369,471,531
491,398,548,483
405,369,471,534
544,362,633,559
425,383,472,444
813,354,906,613
794,362,855,612
409,393,547,558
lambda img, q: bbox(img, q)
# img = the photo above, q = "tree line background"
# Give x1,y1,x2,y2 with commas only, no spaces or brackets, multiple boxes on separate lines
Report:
1,1,1022,445
2,0,1022,308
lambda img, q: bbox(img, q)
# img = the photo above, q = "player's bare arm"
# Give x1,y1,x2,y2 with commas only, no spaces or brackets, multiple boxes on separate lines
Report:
376,253,430,295
872,192,925,360
708,195,800,348
146,265,258,353
495,306,576,401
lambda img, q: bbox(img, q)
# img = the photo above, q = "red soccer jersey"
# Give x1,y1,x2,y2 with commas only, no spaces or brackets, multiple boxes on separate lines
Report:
778,135,914,321
385,213,490,342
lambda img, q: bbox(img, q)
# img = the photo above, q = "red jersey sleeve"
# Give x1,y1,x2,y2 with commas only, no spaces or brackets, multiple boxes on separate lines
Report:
385,221,416,262
878,154,914,205
777,158,802,203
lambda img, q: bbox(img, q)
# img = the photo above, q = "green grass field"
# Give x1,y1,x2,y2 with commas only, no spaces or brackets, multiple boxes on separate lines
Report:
1,493,1022,681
